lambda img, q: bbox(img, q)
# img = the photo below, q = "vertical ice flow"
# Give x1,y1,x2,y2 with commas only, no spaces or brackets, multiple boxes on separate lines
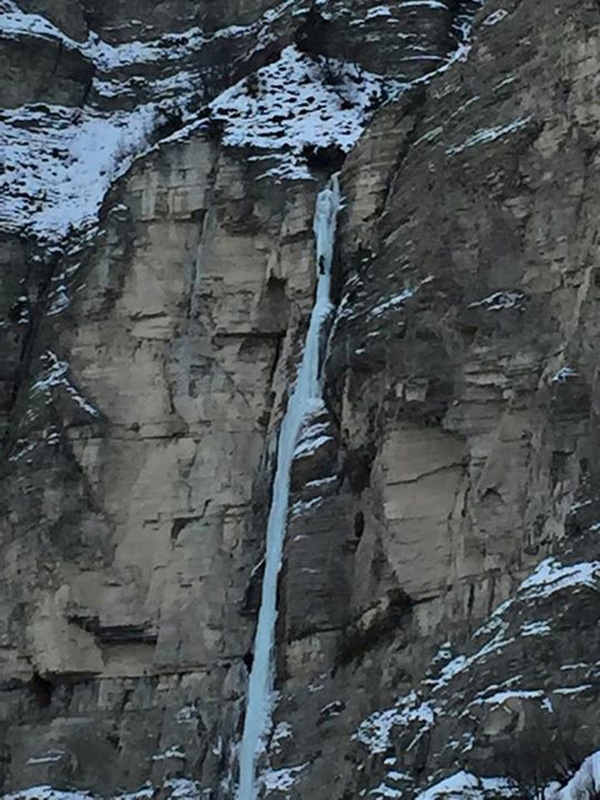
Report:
237,174,341,800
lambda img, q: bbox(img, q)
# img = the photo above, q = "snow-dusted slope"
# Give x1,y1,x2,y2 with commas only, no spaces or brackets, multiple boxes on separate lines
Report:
209,46,398,180
0,105,158,240
0,0,298,242
0,0,481,243
410,750,600,800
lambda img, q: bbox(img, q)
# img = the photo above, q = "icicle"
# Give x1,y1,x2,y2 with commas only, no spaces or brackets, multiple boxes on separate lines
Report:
236,175,341,800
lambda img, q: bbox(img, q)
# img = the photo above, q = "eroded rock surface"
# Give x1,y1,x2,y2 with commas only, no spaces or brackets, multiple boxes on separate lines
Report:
1,0,599,798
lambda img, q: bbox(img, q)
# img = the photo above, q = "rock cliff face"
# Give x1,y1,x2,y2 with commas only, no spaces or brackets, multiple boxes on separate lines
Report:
1,0,599,799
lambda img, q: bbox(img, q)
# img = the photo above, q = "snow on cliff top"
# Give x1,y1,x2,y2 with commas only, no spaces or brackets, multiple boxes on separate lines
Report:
0,0,299,241
0,42,395,240
208,45,396,180
0,0,469,239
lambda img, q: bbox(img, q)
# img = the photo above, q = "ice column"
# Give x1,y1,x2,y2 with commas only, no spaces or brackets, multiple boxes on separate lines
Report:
236,174,341,800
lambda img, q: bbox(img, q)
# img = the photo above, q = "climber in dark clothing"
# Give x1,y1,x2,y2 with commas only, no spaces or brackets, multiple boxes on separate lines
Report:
319,255,325,274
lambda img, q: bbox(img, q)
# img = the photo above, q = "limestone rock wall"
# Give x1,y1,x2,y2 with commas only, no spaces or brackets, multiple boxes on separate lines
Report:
1,0,600,798
0,123,325,792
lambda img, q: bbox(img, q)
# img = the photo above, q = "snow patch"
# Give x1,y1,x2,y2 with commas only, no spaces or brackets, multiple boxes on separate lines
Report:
290,496,325,520
368,276,433,319
519,558,600,600
415,772,519,799
2,779,203,800
482,9,508,27
1,104,158,240
472,689,545,707
520,620,551,637
468,291,524,311
175,705,197,725
369,785,403,799
546,751,600,799
261,763,308,793
552,684,593,696
31,350,100,418
365,6,393,20
209,46,397,180
446,116,532,156
151,745,186,761
84,28,206,71
293,433,334,457
428,625,514,692
7,439,37,463
26,751,65,765
270,721,293,754
369,288,415,318
354,691,437,755
552,366,577,383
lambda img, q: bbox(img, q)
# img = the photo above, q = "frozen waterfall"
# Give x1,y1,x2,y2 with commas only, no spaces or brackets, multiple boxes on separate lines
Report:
236,174,341,800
